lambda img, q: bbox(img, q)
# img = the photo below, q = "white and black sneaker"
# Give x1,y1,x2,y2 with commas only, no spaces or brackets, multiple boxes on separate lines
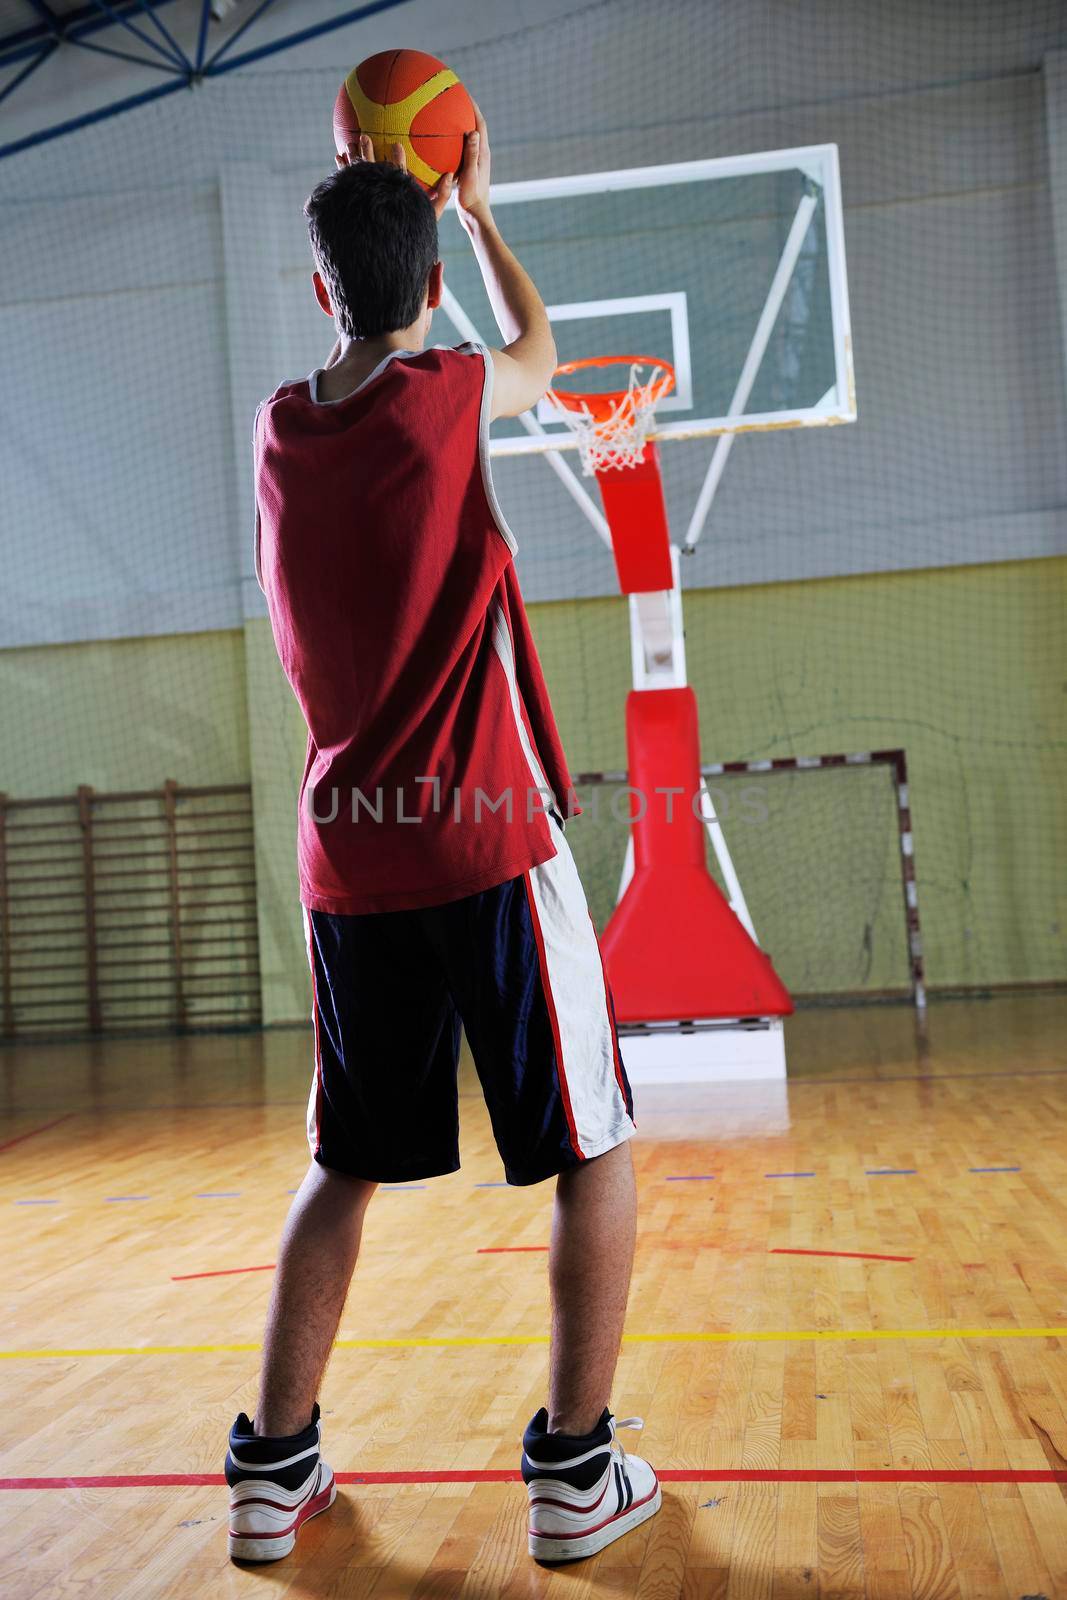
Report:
226,1403,336,1562
522,1408,661,1562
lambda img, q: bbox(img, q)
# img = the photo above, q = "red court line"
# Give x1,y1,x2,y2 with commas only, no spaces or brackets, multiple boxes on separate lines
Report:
88,1246,920,1280
4,1468,1067,1490
0,1114,74,1156
171,1264,275,1282
770,1248,914,1263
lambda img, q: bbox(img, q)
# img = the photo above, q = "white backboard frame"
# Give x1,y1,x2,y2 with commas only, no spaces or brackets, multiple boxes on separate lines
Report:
536,292,694,423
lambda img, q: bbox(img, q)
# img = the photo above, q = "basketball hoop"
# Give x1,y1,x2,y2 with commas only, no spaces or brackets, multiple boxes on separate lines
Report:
546,355,675,475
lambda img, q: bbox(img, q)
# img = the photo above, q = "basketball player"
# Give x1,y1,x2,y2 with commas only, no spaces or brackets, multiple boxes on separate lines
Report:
225,107,660,1566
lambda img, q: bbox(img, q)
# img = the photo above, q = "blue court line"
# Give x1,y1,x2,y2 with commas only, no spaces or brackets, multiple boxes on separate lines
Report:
10,1165,1034,1209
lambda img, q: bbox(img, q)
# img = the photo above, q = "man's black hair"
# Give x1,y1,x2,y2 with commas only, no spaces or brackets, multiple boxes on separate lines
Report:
304,162,439,340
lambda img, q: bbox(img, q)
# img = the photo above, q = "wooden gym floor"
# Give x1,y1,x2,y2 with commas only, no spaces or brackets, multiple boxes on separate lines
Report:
2,993,1067,1599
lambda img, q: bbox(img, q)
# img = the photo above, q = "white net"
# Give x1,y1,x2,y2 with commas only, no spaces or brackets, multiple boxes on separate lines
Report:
547,359,675,475
568,762,913,1003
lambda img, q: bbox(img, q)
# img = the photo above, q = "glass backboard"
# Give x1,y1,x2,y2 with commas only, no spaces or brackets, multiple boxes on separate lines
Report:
436,144,854,460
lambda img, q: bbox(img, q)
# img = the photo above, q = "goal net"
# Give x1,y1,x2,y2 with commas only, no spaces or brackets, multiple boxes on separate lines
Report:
567,755,918,1007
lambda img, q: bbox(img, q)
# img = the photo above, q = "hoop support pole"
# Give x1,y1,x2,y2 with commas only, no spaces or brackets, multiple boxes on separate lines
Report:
698,779,758,942
628,546,687,689
600,687,792,1023
684,192,818,551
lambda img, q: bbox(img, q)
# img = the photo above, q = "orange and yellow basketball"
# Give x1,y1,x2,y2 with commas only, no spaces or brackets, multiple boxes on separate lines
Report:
333,50,476,193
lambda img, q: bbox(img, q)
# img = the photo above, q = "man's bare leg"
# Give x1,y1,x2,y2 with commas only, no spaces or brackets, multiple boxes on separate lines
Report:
254,1161,377,1437
547,1140,637,1435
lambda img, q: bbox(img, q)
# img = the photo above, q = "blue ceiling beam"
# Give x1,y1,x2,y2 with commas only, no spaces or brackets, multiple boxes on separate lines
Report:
0,0,183,69
0,38,57,107
200,0,279,74
201,0,413,77
64,29,184,75
22,1,61,31
132,0,191,72
83,0,185,71
5,0,60,55
0,0,415,158
0,72,187,161
193,0,210,74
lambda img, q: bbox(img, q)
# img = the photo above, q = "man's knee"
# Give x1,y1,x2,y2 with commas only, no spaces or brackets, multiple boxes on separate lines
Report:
309,1159,378,1207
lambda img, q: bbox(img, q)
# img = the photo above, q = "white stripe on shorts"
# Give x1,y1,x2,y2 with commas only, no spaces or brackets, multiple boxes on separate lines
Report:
302,906,323,1158
524,826,636,1161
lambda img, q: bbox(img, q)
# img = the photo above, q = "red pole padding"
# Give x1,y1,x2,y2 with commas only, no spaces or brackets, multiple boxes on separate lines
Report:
600,687,793,1023
594,444,675,594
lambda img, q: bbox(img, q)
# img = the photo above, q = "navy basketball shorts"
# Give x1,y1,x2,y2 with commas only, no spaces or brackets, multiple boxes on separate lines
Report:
300,824,635,1187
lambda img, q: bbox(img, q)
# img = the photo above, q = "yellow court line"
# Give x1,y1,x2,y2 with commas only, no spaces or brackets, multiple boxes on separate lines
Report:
0,1328,1064,1358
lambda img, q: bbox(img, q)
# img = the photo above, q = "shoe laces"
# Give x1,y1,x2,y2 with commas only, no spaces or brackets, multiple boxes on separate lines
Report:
609,1415,644,1473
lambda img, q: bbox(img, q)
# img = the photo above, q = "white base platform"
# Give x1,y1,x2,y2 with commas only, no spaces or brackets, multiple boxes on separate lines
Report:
619,1017,787,1084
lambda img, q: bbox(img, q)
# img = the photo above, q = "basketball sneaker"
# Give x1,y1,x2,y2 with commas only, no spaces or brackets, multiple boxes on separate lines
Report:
226,1403,336,1562
522,1408,661,1561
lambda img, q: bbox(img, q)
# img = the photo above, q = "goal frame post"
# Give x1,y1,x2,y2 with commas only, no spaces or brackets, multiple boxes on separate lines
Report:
573,747,925,1019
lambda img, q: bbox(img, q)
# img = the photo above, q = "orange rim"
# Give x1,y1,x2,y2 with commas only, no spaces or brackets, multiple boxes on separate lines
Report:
547,354,675,426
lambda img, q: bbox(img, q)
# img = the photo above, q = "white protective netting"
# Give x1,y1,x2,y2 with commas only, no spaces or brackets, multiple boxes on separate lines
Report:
1,0,1065,1029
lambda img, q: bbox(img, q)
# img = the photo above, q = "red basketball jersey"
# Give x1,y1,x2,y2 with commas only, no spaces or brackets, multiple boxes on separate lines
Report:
254,343,577,915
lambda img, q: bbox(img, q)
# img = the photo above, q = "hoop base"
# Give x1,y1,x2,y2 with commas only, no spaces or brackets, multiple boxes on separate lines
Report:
601,687,793,1023
619,1018,787,1084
